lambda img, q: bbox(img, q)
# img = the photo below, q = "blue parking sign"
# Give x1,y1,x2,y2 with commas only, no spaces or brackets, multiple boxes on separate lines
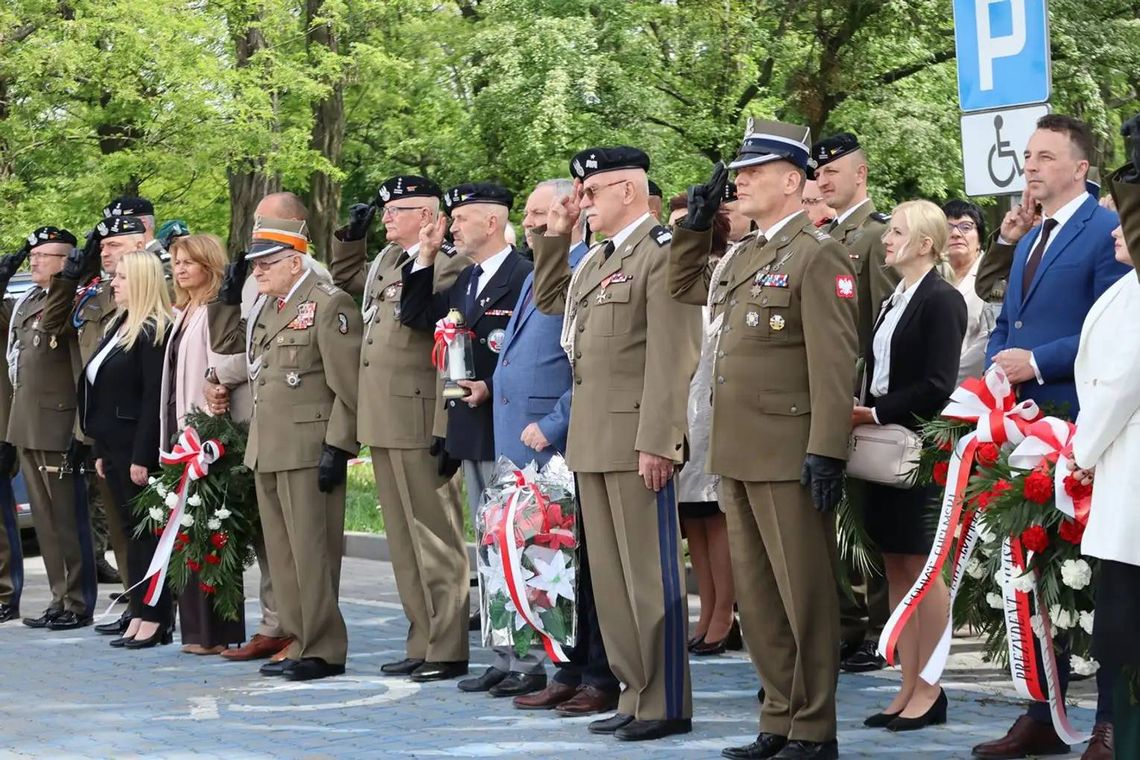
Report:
954,0,1051,112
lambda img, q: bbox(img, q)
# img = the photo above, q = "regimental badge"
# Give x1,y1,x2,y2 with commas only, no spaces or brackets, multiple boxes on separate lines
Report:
288,301,316,330
379,186,391,202
769,314,786,331
285,371,301,388
383,283,400,301
49,335,57,350
337,313,349,334
835,275,855,299
745,311,760,327
32,334,41,348
487,328,506,353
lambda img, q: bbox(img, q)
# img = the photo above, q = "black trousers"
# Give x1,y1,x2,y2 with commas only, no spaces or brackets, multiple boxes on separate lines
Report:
99,449,172,626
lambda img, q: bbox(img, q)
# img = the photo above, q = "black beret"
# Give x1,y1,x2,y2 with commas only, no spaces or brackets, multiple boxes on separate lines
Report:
570,146,650,180
443,182,513,212
375,175,442,206
647,179,663,198
723,181,738,203
102,196,154,218
26,226,77,249
95,215,146,239
812,133,861,168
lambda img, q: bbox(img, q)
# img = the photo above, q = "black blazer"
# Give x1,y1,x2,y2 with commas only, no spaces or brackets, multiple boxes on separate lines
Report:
77,314,168,469
400,249,533,461
864,270,968,430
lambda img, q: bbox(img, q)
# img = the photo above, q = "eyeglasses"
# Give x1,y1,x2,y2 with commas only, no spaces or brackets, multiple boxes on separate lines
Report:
947,221,977,234
381,205,425,218
802,198,824,206
251,256,292,271
28,251,67,259
580,179,629,201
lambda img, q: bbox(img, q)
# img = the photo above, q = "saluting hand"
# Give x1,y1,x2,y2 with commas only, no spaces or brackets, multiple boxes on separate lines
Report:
638,451,673,493
417,214,448,265
1000,187,1037,244
545,179,582,236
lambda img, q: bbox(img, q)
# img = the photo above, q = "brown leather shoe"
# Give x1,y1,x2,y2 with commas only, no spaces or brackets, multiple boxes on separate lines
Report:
971,715,1069,759
1081,722,1113,760
554,685,620,717
218,634,292,662
512,681,577,710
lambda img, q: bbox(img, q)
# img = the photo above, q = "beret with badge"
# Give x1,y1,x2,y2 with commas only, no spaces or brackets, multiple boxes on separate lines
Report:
729,118,814,175
102,196,154,219
246,216,310,260
375,175,443,207
569,146,651,180
811,132,862,169
26,226,78,249
95,215,146,240
442,182,513,213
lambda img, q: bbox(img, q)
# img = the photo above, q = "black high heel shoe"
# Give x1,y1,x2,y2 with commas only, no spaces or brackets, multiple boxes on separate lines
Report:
692,619,743,656
686,634,706,652
863,710,901,728
123,624,173,649
109,634,135,648
887,689,947,732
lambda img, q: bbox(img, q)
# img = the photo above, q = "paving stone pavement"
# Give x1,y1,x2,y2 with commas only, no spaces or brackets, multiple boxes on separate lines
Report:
0,553,1096,759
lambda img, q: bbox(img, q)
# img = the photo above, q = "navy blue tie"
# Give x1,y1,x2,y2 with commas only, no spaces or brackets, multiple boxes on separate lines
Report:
465,264,484,319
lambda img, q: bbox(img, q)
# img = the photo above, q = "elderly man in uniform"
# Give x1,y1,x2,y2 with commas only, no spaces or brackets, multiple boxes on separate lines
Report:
6,226,96,631
400,182,539,691
534,147,699,742
670,119,858,760
0,241,31,623
207,219,361,681
327,175,472,682
811,133,896,674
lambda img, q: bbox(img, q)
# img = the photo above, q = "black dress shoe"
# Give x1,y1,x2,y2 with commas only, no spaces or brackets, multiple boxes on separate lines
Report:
615,718,692,741
285,657,345,681
588,713,634,735
380,657,425,676
96,556,121,585
409,661,469,683
47,610,93,630
22,608,64,629
722,733,789,759
863,710,901,728
109,634,134,648
839,640,886,673
95,611,131,635
260,658,298,676
122,625,172,648
887,689,947,732
771,740,839,759
687,633,706,651
457,665,508,692
489,672,547,698
0,603,18,623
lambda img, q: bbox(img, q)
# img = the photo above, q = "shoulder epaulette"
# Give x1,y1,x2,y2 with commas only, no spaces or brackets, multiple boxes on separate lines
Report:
869,211,890,223
315,280,339,296
650,225,672,246
803,224,830,243
441,241,457,257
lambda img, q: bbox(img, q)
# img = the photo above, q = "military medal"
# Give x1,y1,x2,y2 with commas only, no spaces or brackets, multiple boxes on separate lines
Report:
49,335,57,349
487,328,506,353
383,284,400,300
745,311,760,327
285,371,301,388
33,334,41,347
769,314,786,331
393,305,401,320
288,301,317,330
750,284,762,298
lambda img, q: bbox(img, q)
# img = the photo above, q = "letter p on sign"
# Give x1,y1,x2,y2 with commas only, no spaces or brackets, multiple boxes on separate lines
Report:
976,0,1026,91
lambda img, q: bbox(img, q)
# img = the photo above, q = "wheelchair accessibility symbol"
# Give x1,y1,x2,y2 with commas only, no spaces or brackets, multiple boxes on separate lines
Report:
987,115,1024,188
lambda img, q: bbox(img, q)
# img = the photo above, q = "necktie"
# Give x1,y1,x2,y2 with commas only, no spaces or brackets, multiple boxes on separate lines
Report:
602,241,616,260
1022,218,1058,297
275,297,287,312
825,219,839,234
465,264,484,319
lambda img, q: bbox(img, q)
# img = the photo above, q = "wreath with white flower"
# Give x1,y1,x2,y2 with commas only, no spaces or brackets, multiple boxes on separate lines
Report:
134,409,259,621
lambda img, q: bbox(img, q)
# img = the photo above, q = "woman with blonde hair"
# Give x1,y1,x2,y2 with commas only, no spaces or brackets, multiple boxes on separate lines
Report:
79,251,173,649
851,200,967,731
160,233,247,655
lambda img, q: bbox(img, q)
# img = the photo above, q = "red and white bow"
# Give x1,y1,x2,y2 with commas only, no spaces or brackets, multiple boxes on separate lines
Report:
160,426,224,482
1008,417,1086,520
942,368,1040,446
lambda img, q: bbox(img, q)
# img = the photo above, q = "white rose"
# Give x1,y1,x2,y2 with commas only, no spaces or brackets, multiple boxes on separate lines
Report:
966,558,986,579
1071,655,1099,676
1010,571,1036,594
214,508,231,521
148,476,157,486
993,567,1007,590
1060,559,1092,590
179,513,195,528
1030,614,1045,638
148,507,164,522
1079,611,1094,635
986,592,1004,610
187,493,202,508
164,492,179,509
156,484,168,498
207,518,221,531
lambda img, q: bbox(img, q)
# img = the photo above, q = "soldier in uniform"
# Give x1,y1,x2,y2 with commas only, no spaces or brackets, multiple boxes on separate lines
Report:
329,175,472,682
400,182,538,690
534,147,699,742
0,241,30,623
811,133,896,674
207,226,361,681
7,226,96,631
669,120,858,760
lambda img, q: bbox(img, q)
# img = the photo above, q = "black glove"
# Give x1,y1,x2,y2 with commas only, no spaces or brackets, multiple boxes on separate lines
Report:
1121,114,1140,184
338,203,377,242
217,249,249,306
317,444,351,494
0,442,17,478
429,436,461,479
0,251,27,292
680,160,729,231
63,229,102,281
800,454,845,514
65,438,89,473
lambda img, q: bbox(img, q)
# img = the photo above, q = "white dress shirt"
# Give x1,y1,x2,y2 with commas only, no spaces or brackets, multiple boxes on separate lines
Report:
831,198,871,228
869,269,932,420
605,212,653,252
471,245,512,296
86,327,123,383
758,210,803,242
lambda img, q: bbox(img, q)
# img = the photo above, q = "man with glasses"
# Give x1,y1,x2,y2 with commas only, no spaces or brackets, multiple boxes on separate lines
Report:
328,176,473,683
801,180,837,229
534,147,699,742
8,226,97,631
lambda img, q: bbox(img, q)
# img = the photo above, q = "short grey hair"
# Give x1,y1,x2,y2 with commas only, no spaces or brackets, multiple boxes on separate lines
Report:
536,178,574,198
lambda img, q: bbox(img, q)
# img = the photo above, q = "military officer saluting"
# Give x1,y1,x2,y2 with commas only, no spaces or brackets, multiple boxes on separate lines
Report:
534,147,699,742
329,176,472,682
670,120,858,760
7,227,97,631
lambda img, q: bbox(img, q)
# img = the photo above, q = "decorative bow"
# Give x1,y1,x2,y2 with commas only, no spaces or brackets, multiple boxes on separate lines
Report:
1008,417,1089,521
431,317,473,372
942,368,1041,447
160,427,225,482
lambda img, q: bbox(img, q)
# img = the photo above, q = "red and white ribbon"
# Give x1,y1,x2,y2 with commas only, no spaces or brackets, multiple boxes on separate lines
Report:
1008,417,1083,519
431,317,471,372
492,471,569,663
879,368,1039,682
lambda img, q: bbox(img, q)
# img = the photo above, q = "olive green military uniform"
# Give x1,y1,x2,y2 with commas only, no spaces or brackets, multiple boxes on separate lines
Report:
330,236,471,663
0,300,21,610
670,214,858,742
210,272,361,665
7,286,95,617
41,276,130,588
975,231,1017,303
532,215,699,723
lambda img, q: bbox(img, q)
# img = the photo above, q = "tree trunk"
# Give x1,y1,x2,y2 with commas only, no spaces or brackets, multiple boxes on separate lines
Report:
305,0,345,263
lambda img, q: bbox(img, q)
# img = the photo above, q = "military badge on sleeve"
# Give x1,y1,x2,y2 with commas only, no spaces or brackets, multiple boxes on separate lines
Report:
835,275,855,299
288,301,316,330
337,313,349,334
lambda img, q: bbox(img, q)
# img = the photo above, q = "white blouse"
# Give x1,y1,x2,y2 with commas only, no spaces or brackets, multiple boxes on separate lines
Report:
85,328,123,384
870,269,931,398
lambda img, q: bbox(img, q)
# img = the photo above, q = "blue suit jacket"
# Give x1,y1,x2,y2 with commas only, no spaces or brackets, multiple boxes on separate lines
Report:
491,241,587,468
986,194,1129,415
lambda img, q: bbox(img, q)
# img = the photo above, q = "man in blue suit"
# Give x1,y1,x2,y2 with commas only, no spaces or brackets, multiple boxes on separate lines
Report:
976,114,1127,760
493,179,620,717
